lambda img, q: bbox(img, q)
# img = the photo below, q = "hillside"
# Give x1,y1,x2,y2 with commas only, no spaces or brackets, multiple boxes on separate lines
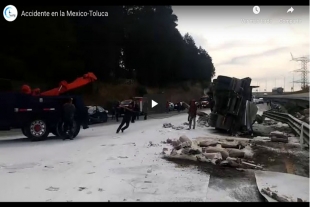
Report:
83,81,205,107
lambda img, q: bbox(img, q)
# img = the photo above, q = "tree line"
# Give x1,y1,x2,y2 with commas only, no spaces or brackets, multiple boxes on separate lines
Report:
1,6,215,88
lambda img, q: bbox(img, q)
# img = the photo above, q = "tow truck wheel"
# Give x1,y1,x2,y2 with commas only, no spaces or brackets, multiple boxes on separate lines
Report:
56,120,81,139
26,119,50,141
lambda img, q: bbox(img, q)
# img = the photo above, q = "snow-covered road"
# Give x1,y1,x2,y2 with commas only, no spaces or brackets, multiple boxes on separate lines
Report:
0,113,214,202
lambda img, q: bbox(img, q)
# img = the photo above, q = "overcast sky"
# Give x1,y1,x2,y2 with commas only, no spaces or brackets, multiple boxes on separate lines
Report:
172,6,309,92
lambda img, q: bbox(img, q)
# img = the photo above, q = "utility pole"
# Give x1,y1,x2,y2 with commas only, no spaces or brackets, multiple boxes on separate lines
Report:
290,53,309,90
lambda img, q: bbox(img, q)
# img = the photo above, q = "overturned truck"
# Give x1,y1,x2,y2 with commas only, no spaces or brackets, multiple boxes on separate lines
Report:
208,76,258,135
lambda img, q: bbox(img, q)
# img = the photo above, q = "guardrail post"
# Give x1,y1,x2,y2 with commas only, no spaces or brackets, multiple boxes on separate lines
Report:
300,123,304,150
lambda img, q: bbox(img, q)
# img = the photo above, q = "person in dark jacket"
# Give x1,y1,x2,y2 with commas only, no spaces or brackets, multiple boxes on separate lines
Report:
131,101,137,123
63,98,76,140
187,100,198,130
135,102,140,120
115,101,120,122
116,102,134,133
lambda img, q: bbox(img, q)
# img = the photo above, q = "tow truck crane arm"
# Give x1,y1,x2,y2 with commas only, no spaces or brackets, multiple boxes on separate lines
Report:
20,72,97,96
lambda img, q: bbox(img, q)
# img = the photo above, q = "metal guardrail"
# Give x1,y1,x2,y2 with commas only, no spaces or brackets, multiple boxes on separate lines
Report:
263,111,309,149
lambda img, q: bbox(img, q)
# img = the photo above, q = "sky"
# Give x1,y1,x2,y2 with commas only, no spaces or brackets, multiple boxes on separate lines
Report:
172,6,309,92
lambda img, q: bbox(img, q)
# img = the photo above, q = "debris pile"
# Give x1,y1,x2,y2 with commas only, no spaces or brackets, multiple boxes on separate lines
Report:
163,123,184,130
261,187,306,202
162,135,262,170
269,131,288,143
295,108,309,124
197,112,210,127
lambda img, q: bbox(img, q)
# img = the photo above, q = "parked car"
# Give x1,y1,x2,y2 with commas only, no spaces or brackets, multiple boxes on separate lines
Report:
87,105,108,124
174,102,186,111
199,96,210,108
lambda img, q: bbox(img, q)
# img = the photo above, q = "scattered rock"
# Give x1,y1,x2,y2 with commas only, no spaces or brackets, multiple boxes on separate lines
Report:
236,168,245,172
46,186,59,191
44,165,54,169
144,181,152,183
118,156,129,159
226,138,234,142
87,191,92,194
199,141,218,147
147,169,152,173
183,122,189,125
98,188,103,192
163,123,173,128
226,148,245,158
162,148,168,152
87,172,95,174
166,139,172,144
205,147,229,160
172,126,184,130
78,187,87,191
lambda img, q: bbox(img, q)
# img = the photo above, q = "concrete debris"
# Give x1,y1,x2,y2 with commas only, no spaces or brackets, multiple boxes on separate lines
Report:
203,153,222,165
220,142,239,149
226,148,245,158
179,135,192,144
198,140,218,147
172,126,184,130
163,123,185,130
174,141,192,150
270,131,288,139
205,147,229,160
261,187,302,202
269,131,289,143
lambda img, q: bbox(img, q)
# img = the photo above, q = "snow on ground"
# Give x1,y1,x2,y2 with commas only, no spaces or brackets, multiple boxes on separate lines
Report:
0,114,213,202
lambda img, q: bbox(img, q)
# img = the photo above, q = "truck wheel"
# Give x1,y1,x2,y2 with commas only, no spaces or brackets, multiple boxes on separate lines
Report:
72,121,81,138
56,120,81,139
26,119,50,141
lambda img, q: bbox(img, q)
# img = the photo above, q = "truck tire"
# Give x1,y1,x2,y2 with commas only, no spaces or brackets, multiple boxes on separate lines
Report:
25,119,50,141
56,119,81,139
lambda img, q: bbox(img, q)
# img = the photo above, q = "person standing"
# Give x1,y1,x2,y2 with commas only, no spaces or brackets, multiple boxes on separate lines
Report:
131,101,137,123
135,101,140,120
116,102,134,133
187,100,198,130
166,101,170,113
62,98,76,140
115,101,120,122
